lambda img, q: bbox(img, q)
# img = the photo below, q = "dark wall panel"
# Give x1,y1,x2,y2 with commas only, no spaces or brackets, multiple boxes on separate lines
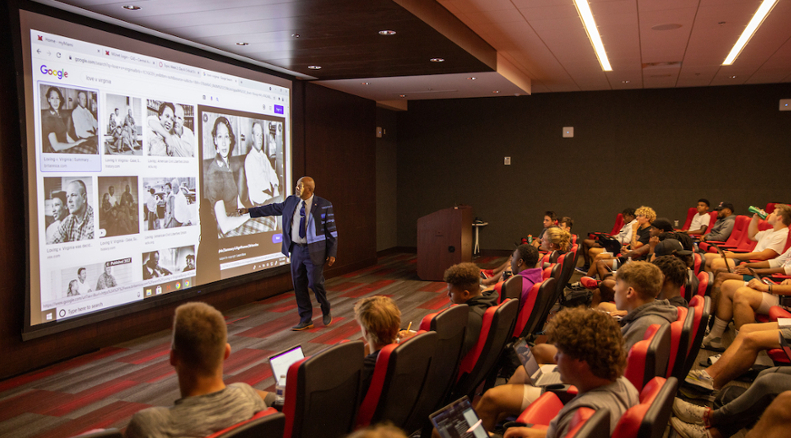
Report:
397,84,791,250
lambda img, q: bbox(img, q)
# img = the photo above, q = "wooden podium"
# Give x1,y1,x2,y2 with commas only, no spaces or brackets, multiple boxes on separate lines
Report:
417,206,473,281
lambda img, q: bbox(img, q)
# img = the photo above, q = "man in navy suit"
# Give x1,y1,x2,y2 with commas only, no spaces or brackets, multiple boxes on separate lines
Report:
238,177,337,330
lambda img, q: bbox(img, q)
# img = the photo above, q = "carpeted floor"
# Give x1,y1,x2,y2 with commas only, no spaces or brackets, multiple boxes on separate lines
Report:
0,252,508,438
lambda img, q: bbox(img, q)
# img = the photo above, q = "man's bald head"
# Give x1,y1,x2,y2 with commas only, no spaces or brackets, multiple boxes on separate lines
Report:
296,177,315,200
66,180,87,216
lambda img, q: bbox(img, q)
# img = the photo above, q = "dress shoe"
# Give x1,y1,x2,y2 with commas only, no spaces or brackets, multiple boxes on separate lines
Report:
323,312,333,326
292,321,314,331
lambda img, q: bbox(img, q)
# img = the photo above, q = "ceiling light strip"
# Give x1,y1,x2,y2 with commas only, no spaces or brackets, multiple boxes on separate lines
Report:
573,0,612,72
722,0,778,65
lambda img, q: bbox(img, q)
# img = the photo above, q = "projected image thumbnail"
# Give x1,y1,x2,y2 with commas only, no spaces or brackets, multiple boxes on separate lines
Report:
142,177,198,230
244,120,283,207
143,245,194,279
146,99,195,157
54,258,134,299
42,176,94,244
200,111,277,239
104,94,142,155
38,84,99,155
97,176,139,238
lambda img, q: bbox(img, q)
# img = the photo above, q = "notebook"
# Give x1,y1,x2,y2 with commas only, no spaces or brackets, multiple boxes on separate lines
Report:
512,338,563,386
268,345,305,386
429,396,488,438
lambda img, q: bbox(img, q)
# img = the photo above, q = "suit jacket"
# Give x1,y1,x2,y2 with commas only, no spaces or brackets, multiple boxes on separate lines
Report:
248,195,337,265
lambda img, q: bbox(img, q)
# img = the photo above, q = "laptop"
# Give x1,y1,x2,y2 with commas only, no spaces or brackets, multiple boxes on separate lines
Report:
512,338,563,386
429,396,488,438
268,345,305,386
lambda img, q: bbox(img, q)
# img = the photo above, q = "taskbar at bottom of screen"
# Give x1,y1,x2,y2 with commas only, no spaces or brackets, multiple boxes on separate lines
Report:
143,276,196,299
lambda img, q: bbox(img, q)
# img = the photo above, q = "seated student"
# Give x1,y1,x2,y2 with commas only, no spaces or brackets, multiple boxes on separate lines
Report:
484,308,639,437
700,202,736,243
708,243,791,309
673,367,791,438
355,296,401,399
485,212,559,281
125,302,274,438
445,263,499,357
579,208,636,273
484,228,568,286
702,278,791,350
684,199,711,235
558,216,573,234
531,211,557,248
686,319,791,391
586,216,670,282
584,207,657,278
653,254,690,308
703,204,791,273
486,244,542,309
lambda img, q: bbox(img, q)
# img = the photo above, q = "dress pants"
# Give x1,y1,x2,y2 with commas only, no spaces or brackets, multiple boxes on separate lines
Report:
290,243,330,323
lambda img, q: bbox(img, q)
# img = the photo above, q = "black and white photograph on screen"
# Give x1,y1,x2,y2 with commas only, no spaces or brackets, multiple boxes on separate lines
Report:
104,94,143,155
51,258,134,299
244,119,284,207
199,109,278,239
145,99,195,157
42,176,95,244
97,176,139,238
142,177,197,230
38,83,99,155
142,246,194,280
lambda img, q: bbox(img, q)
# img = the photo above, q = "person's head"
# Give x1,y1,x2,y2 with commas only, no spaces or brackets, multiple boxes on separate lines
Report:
543,211,556,229
51,190,67,221
622,208,636,223
77,91,87,108
614,261,663,311
769,204,791,227
102,193,109,203
66,180,88,216
696,199,710,214
653,255,687,291
147,251,160,267
77,267,87,282
170,302,229,377
128,107,133,116
108,186,114,195
545,308,626,385
157,102,175,132
212,116,235,159
46,87,64,111
715,202,734,218
511,244,540,274
295,176,315,200
125,184,130,193
149,187,155,195
635,206,656,225
68,279,78,294
651,218,674,237
443,262,482,305
185,254,195,267
251,122,264,151
542,226,570,252
104,264,112,275
115,108,120,116
173,105,186,131
559,216,573,232
347,423,409,438
354,296,401,347
164,182,172,193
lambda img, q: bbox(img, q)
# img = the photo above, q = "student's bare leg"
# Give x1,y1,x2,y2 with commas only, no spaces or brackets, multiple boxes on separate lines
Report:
713,279,743,323
744,391,791,438
475,385,533,432
531,344,558,365
707,324,780,389
732,288,768,329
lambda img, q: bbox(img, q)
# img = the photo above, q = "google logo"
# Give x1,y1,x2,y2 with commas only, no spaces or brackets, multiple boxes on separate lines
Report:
40,65,68,79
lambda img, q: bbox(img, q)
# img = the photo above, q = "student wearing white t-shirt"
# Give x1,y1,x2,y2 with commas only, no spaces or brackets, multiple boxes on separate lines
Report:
704,204,791,273
684,198,711,235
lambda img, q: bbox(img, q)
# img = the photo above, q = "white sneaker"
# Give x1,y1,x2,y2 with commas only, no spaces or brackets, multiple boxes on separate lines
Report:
706,354,722,366
685,369,715,392
671,417,710,438
672,398,707,424
701,336,725,352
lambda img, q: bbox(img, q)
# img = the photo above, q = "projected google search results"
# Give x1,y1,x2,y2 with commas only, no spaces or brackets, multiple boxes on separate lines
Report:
29,29,291,326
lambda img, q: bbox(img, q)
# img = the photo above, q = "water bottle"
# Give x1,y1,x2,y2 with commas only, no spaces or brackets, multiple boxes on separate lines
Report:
748,206,767,219
275,375,286,403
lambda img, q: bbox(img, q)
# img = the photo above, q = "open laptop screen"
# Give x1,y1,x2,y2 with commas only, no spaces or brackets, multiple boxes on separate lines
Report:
268,345,304,386
429,396,487,438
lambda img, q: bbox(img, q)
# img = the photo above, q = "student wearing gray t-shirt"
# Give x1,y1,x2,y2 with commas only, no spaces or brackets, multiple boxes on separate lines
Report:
125,303,274,438
503,308,639,438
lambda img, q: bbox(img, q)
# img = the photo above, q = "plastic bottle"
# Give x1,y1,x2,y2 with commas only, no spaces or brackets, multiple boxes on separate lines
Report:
748,206,767,219
275,375,286,403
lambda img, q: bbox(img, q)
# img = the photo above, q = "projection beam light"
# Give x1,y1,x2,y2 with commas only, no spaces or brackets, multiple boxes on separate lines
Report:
573,0,612,72
723,0,778,65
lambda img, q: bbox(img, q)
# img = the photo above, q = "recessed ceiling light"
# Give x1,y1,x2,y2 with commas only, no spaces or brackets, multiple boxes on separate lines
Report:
399,94,406,98
236,42,249,46
723,0,778,65
379,30,397,36
651,24,682,31
622,80,630,84
292,34,300,38
307,65,321,70
467,77,476,81
573,0,612,71
122,5,141,10
492,90,500,94
729,75,738,79
430,58,445,63
361,82,369,85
